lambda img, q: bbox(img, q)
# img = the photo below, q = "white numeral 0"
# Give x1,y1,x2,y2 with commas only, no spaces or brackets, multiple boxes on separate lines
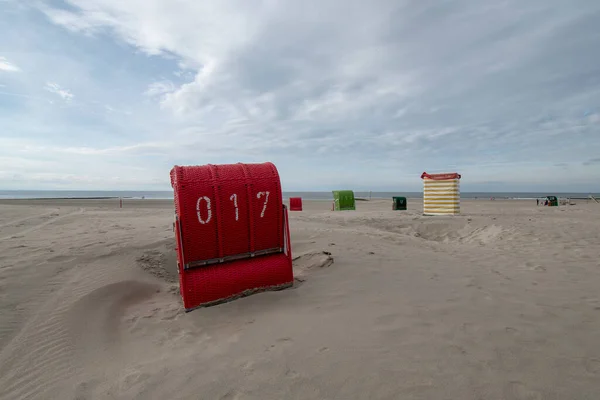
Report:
230,193,239,221
257,191,270,218
196,196,212,224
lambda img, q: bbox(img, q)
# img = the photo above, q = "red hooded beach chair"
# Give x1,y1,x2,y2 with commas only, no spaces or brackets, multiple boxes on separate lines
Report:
170,162,293,311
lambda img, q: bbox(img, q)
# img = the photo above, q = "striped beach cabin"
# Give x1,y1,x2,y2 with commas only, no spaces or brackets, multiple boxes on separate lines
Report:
421,172,461,215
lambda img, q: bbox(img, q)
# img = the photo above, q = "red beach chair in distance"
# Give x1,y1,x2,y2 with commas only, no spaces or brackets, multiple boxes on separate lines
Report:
289,197,303,211
170,162,294,311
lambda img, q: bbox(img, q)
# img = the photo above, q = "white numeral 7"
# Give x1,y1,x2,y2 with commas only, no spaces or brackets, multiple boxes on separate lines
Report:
230,193,239,221
257,191,270,218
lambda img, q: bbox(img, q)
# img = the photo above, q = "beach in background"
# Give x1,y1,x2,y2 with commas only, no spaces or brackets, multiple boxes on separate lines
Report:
1,190,599,200
1,198,600,398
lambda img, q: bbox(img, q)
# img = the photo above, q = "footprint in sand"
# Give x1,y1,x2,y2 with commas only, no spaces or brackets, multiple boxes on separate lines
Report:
292,251,334,285
505,326,519,335
524,262,546,272
47,255,76,263
503,381,542,400
285,368,301,379
265,337,294,352
219,390,243,400
117,369,152,393
73,379,101,400
584,358,600,374
239,360,256,377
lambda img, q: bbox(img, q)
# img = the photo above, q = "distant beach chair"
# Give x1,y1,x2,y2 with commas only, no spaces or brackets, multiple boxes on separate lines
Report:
289,197,303,211
546,196,558,207
332,190,356,211
392,196,407,210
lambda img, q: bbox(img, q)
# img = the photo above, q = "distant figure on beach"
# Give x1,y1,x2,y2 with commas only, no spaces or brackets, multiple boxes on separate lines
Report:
537,199,539,206
544,200,548,206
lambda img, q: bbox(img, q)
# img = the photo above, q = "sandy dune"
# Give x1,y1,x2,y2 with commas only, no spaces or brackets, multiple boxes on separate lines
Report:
1,198,600,399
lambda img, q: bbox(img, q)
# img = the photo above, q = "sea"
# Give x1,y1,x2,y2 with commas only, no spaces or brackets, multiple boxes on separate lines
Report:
0,190,598,200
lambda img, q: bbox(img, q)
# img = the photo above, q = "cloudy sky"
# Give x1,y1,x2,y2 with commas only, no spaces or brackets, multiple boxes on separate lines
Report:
1,0,600,192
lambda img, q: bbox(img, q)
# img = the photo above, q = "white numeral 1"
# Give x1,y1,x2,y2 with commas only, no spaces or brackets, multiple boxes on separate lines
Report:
196,196,212,224
257,191,270,218
230,193,239,221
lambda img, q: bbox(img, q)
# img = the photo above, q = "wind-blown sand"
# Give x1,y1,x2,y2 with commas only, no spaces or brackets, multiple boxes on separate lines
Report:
1,198,600,399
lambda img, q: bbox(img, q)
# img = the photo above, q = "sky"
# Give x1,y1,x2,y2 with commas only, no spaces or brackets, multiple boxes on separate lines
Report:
1,0,600,192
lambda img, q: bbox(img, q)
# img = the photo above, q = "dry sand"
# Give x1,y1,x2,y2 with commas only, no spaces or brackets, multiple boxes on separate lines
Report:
1,197,600,399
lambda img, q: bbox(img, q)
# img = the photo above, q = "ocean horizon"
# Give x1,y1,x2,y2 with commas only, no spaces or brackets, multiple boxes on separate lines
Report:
1,190,598,201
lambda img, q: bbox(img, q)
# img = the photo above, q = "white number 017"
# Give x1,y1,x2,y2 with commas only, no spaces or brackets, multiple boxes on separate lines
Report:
197,191,270,224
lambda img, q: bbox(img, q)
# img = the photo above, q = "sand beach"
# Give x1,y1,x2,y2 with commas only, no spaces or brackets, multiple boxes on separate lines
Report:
1,198,600,399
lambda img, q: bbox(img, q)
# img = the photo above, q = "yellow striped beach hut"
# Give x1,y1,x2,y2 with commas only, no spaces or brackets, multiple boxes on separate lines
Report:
421,172,461,215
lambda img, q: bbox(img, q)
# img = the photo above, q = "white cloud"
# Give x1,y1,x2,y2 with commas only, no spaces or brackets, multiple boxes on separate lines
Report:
587,113,600,123
144,80,175,97
0,0,597,190
104,105,132,115
38,1,595,128
44,82,74,101
0,57,20,72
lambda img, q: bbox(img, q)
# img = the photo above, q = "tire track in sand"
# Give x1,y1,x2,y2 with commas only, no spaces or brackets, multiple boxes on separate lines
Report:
0,209,60,230
0,252,159,400
0,207,165,399
0,208,83,242
0,263,85,400
0,208,84,352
